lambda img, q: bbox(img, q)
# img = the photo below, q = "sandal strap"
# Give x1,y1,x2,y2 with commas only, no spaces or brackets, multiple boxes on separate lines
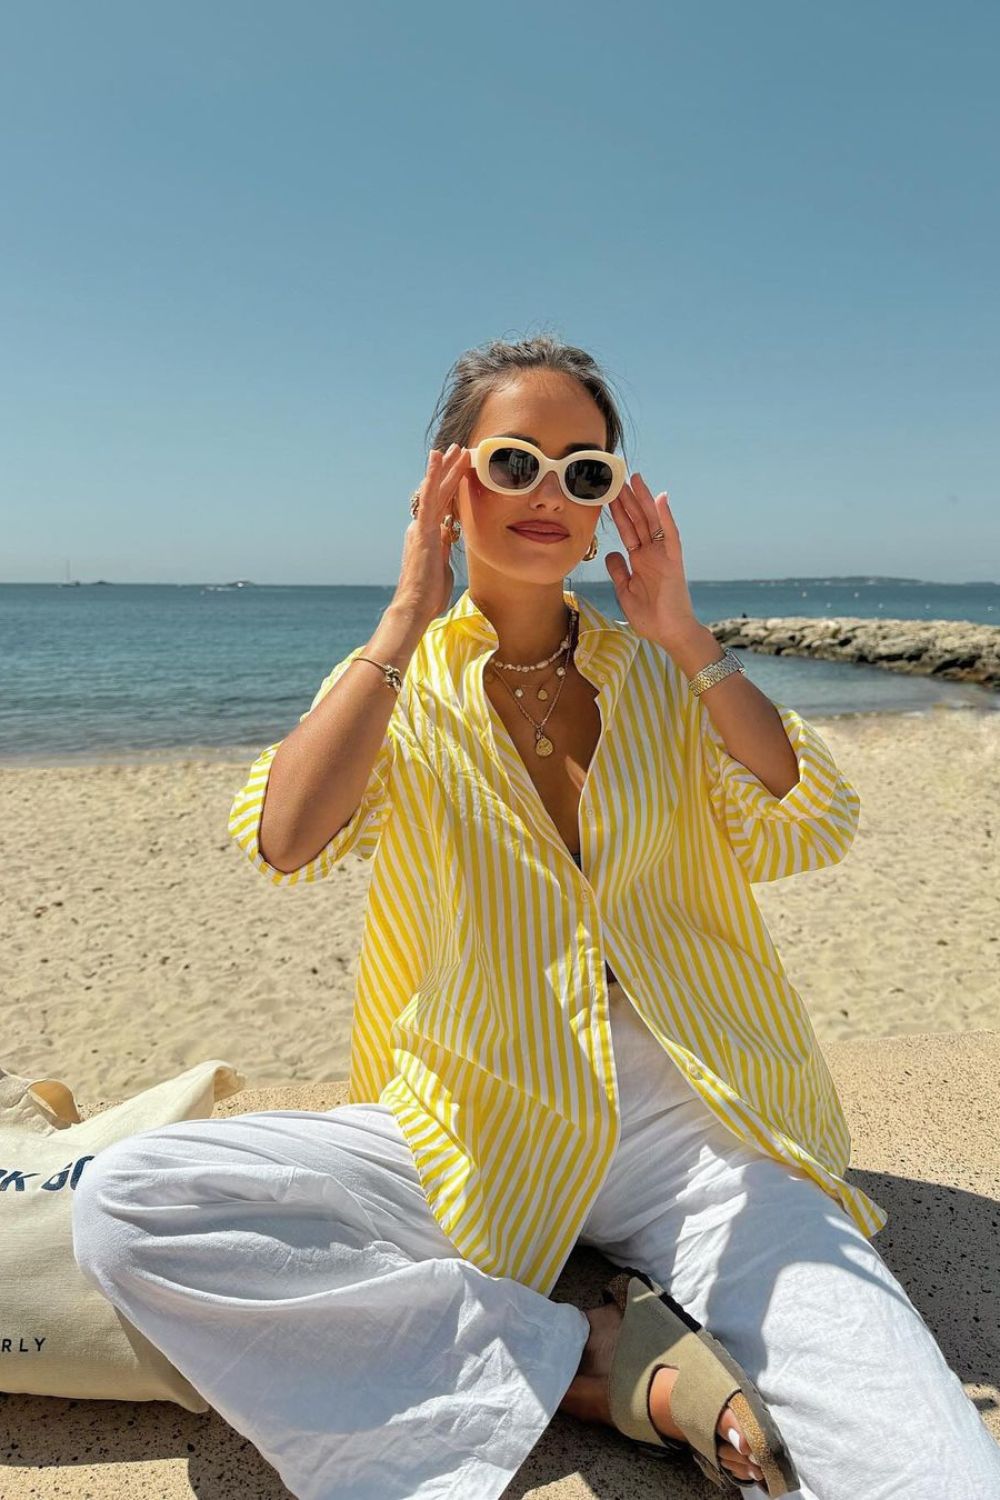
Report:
669,1333,742,1473
607,1273,740,1475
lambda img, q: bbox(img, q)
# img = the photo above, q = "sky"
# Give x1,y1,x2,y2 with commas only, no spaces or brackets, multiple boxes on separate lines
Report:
2,2,997,586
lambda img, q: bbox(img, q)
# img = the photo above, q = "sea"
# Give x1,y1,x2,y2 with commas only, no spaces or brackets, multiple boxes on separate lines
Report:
2,578,998,767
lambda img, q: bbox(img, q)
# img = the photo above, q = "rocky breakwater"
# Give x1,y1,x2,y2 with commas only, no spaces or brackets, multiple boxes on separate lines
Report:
707,616,1000,692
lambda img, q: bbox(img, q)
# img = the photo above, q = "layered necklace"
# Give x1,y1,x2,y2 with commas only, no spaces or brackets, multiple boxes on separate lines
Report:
485,607,580,757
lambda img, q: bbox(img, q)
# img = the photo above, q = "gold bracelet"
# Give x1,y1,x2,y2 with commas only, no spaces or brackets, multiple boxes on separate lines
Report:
353,657,403,694
687,645,746,697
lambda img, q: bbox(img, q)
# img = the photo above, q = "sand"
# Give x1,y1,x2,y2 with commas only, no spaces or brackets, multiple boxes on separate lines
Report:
4,707,999,1101
2,1032,998,1494
4,709,1000,1492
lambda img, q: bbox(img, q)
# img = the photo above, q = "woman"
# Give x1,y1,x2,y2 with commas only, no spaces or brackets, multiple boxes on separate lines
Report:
71,336,999,1499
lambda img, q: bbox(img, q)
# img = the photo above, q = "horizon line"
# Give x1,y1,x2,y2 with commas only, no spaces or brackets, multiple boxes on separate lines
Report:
2,576,998,589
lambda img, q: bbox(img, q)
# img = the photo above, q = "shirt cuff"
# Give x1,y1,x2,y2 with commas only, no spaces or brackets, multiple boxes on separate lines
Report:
228,739,395,884
700,702,843,823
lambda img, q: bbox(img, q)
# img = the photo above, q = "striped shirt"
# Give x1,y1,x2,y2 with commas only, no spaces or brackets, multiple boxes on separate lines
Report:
570,848,619,987
228,586,886,1295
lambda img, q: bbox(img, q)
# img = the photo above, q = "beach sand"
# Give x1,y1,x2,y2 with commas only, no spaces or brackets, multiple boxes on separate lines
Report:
4,708,1000,1493
4,708,999,1101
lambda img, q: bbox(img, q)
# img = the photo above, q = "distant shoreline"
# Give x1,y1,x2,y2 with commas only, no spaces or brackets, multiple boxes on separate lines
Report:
2,575,999,587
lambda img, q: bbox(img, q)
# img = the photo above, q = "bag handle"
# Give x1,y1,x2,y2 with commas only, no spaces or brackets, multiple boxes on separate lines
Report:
0,1067,82,1125
28,1077,83,1124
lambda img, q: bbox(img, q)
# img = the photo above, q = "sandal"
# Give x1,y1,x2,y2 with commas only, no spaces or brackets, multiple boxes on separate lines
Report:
601,1266,800,1496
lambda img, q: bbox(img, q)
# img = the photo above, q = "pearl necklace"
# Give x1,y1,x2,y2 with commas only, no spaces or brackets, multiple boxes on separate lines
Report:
486,608,579,757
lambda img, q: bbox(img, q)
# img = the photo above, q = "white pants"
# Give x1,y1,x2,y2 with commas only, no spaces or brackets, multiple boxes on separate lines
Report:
71,984,1000,1499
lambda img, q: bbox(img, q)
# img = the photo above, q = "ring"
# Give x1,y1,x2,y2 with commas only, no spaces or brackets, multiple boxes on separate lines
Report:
651,527,665,540
626,527,666,552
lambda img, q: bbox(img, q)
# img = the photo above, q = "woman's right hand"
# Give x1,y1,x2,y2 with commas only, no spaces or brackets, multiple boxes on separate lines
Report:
391,444,471,626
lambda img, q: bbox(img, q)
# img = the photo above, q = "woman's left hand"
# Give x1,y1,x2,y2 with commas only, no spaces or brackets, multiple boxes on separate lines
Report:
604,474,699,649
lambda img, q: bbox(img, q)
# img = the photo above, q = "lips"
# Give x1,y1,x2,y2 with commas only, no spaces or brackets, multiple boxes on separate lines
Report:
509,524,569,539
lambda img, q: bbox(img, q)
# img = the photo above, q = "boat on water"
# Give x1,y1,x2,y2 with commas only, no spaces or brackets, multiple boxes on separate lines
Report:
56,560,113,587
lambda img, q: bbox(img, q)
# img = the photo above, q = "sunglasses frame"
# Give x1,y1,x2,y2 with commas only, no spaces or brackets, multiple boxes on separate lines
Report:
466,436,627,508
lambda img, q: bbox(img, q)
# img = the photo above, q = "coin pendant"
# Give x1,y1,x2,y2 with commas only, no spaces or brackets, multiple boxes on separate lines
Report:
536,687,549,700
535,735,554,757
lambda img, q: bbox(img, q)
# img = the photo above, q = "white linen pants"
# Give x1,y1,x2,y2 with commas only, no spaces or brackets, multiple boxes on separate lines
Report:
71,983,1000,1500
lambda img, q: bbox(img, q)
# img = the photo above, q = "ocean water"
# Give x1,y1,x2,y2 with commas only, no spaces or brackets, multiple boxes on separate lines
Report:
1,579,997,767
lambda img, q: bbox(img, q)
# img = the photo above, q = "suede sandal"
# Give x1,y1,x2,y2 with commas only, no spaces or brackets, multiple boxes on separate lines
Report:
601,1266,800,1496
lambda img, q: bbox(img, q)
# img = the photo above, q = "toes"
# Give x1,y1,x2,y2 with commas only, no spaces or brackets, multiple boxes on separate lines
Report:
718,1407,764,1484
718,1439,760,1473
719,1405,756,1460
720,1453,765,1485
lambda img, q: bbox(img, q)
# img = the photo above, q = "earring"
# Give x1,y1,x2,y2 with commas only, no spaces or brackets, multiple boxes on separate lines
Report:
583,536,598,561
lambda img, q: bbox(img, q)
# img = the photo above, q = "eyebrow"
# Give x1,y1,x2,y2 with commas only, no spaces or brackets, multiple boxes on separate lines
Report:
488,433,602,456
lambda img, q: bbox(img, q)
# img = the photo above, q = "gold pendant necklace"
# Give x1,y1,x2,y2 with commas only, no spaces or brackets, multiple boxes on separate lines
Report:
487,613,579,756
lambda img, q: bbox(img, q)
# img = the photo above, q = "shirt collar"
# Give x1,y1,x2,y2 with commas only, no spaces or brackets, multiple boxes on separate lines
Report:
427,586,633,651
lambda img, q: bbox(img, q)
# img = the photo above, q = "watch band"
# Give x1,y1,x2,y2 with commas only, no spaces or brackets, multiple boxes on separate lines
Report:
687,645,746,697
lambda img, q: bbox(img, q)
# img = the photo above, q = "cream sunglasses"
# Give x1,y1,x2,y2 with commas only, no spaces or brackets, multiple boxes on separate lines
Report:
466,436,628,507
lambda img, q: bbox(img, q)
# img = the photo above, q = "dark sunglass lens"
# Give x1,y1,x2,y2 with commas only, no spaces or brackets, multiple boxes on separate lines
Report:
489,446,539,490
566,457,613,500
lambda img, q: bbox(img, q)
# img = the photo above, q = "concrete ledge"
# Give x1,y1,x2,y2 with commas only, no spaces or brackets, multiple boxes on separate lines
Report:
3,1031,998,1497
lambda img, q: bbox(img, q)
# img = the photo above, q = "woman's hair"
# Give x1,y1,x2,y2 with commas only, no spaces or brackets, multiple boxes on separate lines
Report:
424,329,633,574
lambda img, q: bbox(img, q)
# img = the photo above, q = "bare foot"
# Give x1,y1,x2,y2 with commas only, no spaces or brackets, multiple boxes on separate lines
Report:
558,1299,766,1487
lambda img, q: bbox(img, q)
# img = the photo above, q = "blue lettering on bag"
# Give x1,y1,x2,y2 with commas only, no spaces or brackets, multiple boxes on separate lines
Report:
0,1156,95,1192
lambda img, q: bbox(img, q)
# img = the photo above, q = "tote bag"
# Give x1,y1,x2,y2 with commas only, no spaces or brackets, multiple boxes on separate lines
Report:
0,1056,246,1410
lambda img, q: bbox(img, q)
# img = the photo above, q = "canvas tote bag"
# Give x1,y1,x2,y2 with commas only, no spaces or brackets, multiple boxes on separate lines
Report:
0,1056,246,1410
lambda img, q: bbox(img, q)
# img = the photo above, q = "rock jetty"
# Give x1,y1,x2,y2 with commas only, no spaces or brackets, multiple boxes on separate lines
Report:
707,616,1000,692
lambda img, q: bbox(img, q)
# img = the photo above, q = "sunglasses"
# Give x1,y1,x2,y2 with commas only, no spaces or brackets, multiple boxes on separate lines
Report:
466,436,627,507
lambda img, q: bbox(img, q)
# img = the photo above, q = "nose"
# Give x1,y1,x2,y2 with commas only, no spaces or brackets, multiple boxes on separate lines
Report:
532,473,566,506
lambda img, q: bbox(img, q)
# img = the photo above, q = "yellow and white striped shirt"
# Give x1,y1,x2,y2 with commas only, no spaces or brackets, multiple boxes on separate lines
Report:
229,586,886,1295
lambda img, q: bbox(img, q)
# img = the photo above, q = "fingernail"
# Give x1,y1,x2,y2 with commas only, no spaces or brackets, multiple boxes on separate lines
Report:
726,1426,744,1452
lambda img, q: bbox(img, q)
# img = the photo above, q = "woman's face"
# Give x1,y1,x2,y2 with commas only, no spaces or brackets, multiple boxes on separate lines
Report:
454,370,608,584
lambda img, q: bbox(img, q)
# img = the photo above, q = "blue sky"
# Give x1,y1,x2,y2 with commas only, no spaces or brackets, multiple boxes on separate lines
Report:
2,2,997,585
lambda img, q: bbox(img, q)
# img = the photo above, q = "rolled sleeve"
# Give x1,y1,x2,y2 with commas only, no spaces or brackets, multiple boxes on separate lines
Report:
699,699,861,882
228,650,397,885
